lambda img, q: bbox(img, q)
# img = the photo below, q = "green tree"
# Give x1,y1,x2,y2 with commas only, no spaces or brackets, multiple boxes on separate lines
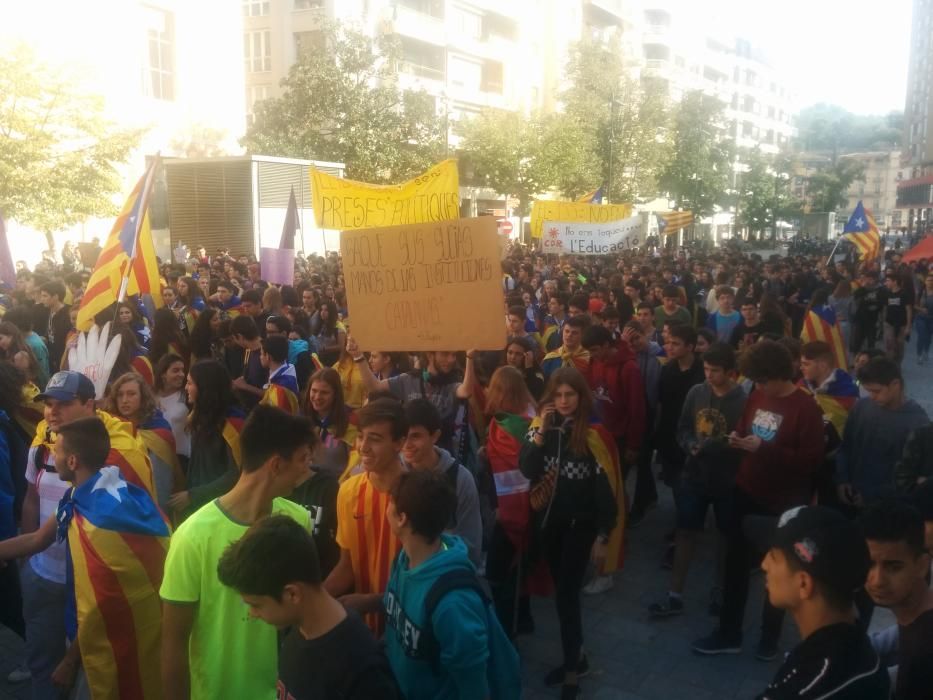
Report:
242,23,445,183
658,91,734,221
456,109,561,226
555,41,671,202
0,44,141,249
796,103,902,160
735,149,801,240
805,159,865,213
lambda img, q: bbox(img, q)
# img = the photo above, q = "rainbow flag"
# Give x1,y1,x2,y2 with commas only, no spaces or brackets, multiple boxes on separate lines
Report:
57,466,170,699
486,413,532,551
541,346,590,379
842,200,881,261
801,304,848,371
76,161,163,331
528,418,626,573
261,364,300,415
222,408,246,468
657,211,694,235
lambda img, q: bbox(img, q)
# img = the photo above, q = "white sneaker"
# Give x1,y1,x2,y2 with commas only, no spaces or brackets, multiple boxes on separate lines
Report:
7,666,31,683
583,575,614,595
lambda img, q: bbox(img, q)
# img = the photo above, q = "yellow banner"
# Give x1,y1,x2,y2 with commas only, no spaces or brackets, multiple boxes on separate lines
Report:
310,159,460,230
530,201,632,238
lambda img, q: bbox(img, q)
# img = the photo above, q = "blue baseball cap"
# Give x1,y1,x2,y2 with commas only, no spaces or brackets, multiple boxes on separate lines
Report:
36,371,96,402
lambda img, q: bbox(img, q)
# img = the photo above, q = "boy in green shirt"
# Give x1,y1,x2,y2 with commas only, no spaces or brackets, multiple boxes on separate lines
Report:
160,405,317,700
654,284,692,331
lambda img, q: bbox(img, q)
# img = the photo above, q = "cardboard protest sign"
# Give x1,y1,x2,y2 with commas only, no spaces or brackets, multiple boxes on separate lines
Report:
540,215,643,255
259,247,295,285
310,159,460,230
530,201,632,239
341,216,506,351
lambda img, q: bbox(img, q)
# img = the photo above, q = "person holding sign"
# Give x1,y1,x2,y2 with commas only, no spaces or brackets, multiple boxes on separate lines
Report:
347,337,477,462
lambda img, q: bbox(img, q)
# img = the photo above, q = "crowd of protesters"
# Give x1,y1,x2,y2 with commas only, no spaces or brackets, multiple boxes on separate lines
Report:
0,236,932,699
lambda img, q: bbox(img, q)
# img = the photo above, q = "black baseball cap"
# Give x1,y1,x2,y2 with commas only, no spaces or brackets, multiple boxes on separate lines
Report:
772,506,870,601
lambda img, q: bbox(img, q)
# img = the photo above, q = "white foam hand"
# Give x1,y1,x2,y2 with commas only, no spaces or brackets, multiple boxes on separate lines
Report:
67,322,122,399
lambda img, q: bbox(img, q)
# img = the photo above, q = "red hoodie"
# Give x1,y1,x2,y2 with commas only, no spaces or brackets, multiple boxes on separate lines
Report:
587,339,647,452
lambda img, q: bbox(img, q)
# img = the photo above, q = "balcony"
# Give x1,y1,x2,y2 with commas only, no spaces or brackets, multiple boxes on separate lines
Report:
393,3,446,46
584,0,625,26
398,60,445,81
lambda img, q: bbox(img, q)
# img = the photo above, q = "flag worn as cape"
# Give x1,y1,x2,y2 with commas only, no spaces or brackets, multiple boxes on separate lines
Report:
261,363,300,415
528,417,626,573
801,305,848,371
16,382,44,440
802,368,860,438
137,410,185,493
130,353,155,387
57,466,170,700
222,408,246,468
486,413,532,551
541,346,591,379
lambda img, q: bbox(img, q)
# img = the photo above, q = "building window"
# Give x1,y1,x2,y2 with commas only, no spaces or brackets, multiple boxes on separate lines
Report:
246,85,272,124
448,55,482,90
143,6,174,101
294,0,324,8
450,6,482,39
243,0,270,16
244,30,272,73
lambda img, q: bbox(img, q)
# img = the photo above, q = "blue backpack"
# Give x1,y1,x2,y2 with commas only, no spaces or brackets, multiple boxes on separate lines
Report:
421,568,522,700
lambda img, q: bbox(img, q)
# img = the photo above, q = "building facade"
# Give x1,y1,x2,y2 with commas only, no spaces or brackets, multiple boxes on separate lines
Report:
839,150,905,229
897,0,933,231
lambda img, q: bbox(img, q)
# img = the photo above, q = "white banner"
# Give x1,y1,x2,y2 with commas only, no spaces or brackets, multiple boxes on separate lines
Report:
540,216,644,255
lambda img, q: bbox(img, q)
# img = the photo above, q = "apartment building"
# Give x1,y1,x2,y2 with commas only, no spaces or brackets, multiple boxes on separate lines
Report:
839,150,904,229
896,0,933,231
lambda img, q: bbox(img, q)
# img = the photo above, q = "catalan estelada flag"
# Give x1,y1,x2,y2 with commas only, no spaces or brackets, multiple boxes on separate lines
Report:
802,369,860,438
842,200,881,261
261,363,300,415
577,186,604,204
801,304,849,372
77,160,163,331
57,466,170,700
137,410,185,494
486,413,532,551
657,211,694,235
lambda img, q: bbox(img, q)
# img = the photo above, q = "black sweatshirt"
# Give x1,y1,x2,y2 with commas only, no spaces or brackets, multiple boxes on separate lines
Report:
518,421,617,536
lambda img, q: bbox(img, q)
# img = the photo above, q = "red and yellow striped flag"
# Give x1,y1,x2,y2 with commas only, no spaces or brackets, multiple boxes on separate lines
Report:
77,161,163,331
842,200,881,261
657,211,694,235
801,304,848,371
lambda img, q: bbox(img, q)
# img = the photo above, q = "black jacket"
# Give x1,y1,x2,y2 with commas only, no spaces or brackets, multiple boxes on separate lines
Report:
519,420,617,536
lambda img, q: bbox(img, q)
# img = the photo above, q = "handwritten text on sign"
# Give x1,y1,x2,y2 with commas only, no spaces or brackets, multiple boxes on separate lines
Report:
341,217,506,351
540,215,643,255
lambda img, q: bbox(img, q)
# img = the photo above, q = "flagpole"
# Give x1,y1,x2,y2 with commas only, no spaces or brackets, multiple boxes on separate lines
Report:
117,154,161,304
825,236,843,268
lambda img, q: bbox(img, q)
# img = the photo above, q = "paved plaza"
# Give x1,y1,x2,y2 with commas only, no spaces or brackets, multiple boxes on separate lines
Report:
0,351,927,700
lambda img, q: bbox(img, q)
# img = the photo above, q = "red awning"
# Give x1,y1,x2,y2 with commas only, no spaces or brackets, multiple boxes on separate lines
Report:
902,235,933,263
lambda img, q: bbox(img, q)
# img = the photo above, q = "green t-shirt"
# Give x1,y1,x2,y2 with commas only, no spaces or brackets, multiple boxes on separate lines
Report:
654,304,692,330
160,498,311,700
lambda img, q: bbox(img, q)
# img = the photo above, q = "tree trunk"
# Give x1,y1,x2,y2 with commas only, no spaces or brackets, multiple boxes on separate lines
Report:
44,230,55,253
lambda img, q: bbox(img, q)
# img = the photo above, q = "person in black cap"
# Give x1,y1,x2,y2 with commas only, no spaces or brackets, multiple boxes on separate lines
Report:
756,505,889,699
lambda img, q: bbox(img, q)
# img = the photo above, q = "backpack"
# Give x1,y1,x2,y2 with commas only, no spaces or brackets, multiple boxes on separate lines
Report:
443,452,498,549
421,568,522,700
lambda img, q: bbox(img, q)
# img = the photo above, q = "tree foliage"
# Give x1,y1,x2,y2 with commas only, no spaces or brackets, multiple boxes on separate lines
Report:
0,44,141,244
658,91,735,219
455,109,565,217
242,23,445,183
796,103,902,159
735,149,800,239
804,159,865,213
555,41,671,202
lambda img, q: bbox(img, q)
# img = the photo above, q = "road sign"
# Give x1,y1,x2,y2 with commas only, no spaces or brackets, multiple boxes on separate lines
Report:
498,219,513,236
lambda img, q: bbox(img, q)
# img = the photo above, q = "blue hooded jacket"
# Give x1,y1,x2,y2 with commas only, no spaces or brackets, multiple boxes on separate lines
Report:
384,535,490,700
